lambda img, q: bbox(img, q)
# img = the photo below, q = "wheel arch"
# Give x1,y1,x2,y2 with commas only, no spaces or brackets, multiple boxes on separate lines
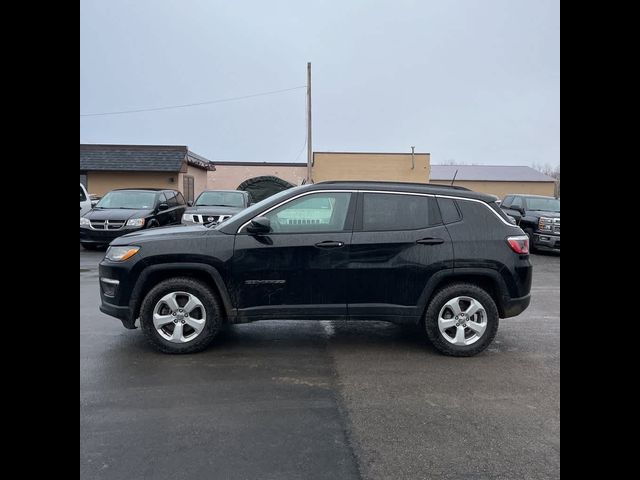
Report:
129,263,235,325
417,268,509,322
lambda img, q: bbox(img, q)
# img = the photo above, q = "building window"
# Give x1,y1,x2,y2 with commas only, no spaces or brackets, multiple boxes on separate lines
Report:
183,176,195,203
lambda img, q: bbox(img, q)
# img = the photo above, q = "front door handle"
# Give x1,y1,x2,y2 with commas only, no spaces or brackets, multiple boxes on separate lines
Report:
416,237,444,245
314,240,345,249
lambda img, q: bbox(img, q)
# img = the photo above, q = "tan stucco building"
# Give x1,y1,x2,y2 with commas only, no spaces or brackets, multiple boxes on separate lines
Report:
205,152,431,190
312,151,429,183
430,165,557,198
80,144,214,201
207,162,307,190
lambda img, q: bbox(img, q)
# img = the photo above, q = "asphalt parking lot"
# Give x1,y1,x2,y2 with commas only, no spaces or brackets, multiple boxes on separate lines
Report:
80,249,559,480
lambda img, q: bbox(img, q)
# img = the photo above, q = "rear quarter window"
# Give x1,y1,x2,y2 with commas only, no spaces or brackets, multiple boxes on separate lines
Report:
436,197,461,224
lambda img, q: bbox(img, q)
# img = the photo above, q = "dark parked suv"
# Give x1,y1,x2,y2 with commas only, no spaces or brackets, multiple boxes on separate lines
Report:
80,188,187,250
500,194,560,252
181,190,252,226
98,181,532,356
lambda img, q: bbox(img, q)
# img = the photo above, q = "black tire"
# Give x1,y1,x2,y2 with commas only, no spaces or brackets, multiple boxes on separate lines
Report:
140,277,223,354
424,283,499,357
81,243,99,251
147,220,159,228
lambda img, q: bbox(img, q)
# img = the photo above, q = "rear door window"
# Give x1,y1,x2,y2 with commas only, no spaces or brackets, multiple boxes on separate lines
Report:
361,193,441,231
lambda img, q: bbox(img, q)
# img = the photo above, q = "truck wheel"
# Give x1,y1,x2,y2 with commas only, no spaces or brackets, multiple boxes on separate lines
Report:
140,277,223,354
424,283,499,357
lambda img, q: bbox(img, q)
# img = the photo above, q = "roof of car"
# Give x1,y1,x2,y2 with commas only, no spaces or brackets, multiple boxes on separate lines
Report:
311,181,497,202
508,193,559,199
199,189,247,193
111,188,176,192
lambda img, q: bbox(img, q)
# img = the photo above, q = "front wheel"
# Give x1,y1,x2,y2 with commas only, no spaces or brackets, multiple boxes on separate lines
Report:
140,277,223,353
424,283,499,357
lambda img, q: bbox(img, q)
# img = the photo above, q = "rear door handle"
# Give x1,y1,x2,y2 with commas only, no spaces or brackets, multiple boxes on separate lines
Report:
416,237,444,245
314,240,345,249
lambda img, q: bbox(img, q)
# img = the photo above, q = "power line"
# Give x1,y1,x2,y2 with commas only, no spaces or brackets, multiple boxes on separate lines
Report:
80,85,307,117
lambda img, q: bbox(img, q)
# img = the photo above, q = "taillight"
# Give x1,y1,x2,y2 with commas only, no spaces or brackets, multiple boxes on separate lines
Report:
507,235,529,254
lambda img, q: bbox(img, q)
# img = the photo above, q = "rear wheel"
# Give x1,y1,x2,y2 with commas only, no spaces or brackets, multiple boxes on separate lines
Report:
424,283,499,357
140,277,223,353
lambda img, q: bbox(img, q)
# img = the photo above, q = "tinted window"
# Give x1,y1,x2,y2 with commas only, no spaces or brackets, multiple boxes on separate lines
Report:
362,193,440,231
524,196,560,212
436,197,461,224
175,192,186,205
80,185,87,202
96,191,157,209
166,191,178,207
264,192,352,233
196,191,246,207
502,196,513,208
511,196,523,208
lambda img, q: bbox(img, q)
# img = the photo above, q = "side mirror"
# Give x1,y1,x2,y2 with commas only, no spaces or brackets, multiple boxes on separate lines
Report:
512,206,525,215
246,216,271,234
187,200,194,207
158,203,169,211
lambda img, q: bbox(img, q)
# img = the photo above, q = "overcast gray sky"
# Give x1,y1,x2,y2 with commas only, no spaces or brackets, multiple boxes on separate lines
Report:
80,0,559,167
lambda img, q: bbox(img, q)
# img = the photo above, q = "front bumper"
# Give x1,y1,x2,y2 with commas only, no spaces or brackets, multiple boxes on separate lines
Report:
80,226,142,245
98,261,138,329
533,232,560,251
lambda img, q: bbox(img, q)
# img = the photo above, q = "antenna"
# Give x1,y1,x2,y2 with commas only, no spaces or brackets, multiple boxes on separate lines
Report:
410,146,415,169
451,169,458,186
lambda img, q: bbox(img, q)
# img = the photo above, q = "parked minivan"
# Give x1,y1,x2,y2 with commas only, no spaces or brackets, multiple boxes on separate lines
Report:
80,188,186,250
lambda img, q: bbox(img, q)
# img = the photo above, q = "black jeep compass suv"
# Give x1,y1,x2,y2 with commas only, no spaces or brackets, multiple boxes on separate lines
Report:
98,181,532,357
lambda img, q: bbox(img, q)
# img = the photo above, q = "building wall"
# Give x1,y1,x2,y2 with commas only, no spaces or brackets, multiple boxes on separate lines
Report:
86,171,179,196
179,164,209,198
430,180,556,198
312,152,430,183
207,164,307,190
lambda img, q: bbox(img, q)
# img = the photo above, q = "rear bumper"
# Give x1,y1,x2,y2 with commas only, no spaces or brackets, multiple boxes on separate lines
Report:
501,294,531,318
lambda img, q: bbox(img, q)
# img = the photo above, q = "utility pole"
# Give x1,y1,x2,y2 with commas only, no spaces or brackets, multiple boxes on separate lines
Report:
306,62,312,183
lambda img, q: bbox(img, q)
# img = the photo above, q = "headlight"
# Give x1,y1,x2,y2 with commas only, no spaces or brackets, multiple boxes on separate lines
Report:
538,217,554,231
80,217,91,226
126,218,145,227
105,246,140,262
182,214,193,222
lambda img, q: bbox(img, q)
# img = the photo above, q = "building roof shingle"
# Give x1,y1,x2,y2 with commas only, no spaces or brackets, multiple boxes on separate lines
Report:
80,144,214,172
430,165,555,182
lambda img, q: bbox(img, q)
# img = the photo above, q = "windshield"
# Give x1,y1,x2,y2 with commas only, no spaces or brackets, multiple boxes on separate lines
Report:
95,191,157,209
213,186,303,229
196,191,245,207
526,197,560,212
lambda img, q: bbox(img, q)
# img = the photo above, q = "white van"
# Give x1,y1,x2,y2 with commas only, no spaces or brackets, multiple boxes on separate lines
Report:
80,183,92,216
